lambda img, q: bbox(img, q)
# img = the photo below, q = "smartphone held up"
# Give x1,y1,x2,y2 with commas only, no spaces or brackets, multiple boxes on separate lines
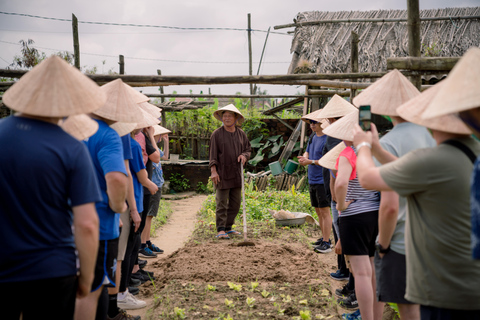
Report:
359,105,372,131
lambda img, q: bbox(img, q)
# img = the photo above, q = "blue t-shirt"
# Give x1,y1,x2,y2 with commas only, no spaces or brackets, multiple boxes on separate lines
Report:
84,119,127,240
121,134,133,160
471,156,480,259
0,116,102,283
129,136,146,213
152,150,165,188
306,134,327,184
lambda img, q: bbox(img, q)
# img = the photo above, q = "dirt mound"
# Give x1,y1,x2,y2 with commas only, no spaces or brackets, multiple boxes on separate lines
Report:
151,240,328,284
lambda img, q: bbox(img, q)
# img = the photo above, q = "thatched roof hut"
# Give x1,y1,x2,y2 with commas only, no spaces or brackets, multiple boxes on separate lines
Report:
288,7,480,78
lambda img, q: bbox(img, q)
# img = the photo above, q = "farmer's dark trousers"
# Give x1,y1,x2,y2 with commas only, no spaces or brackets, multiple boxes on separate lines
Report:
215,187,241,232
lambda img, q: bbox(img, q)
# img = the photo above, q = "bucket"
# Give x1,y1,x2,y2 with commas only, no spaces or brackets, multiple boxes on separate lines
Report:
170,154,179,163
268,161,282,176
284,160,299,174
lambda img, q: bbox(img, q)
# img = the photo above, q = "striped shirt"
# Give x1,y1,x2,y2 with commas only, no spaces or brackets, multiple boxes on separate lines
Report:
336,146,380,217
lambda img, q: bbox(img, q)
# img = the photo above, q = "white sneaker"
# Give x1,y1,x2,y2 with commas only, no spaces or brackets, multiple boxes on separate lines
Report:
117,292,147,310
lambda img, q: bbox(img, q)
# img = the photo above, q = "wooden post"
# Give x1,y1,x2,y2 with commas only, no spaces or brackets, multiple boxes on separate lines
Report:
407,0,422,89
300,85,309,149
157,69,166,127
350,31,359,101
72,14,80,69
247,13,254,107
119,55,125,74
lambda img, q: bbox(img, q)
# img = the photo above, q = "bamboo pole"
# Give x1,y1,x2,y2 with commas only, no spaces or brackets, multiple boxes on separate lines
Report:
157,69,166,127
387,57,459,71
300,85,309,150
253,26,271,95
407,0,422,90
146,93,309,99
309,89,350,96
72,14,80,70
274,15,480,30
119,55,125,74
350,31,359,101
247,13,254,107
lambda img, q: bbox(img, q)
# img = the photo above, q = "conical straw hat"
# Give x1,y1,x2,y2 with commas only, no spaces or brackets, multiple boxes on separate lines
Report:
323,110,358,141
397,81,471,135
153,124,171,136
318,142,346,170
61,114,99,140
123,83,150,104
135,107,160,129
320,119,330,129
213,104,244,125
318,94,357,119
422,47,480,119
353,69,420,116
3,55,106,117
110,121,137,137
94,79,144,123
139,101,162,118
301,108,324,124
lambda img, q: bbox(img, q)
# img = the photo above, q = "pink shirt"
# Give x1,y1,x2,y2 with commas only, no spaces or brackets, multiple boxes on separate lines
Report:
134,132,148,165
335,146,357,180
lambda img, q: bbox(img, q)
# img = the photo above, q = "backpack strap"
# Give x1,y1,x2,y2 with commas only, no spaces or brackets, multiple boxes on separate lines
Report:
442,139,476,164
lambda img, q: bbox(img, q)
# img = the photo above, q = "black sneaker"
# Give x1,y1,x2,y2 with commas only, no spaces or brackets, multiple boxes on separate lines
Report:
128,286,140,296
148,243,164,254
129,277,141,287
311,237,323,246
130,272,147,284
138,247,157,258
138,259,147,268
138,269,155,280
314,241,332,253
335,284,354,297
338,292,358,309
330,269,350,281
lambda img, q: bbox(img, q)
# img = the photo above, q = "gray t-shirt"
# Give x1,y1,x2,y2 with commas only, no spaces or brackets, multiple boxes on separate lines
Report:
379,136,480,309
377,122,435,254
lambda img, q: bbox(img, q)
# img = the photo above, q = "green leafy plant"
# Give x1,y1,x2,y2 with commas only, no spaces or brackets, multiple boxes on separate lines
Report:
261,290,271,298
227,282,242,292
224,298,235,308
250,281,259,291
169,173,190,192
174,307,186,319
207,284,216,291
299,310,312,320
246,297,256,308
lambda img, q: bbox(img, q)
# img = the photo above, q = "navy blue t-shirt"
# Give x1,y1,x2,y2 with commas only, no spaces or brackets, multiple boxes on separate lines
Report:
0,116,102,283
84,119,127,240
306,134,327,184
129,136,146,213
121,134,133,161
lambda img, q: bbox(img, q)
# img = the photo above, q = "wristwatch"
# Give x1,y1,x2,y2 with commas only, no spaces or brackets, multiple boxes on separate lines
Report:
375,241,390,254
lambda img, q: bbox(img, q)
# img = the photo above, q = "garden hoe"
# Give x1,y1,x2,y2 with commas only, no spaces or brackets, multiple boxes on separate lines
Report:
236,162,255,247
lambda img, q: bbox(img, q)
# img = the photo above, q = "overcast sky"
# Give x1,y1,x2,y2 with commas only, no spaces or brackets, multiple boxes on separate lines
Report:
0,0,478,96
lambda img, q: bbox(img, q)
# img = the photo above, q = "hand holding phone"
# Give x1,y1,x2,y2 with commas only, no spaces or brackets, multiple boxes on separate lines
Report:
359,105,372,131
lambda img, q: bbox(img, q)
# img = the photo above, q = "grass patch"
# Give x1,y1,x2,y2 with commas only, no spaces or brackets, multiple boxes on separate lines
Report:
151,200,173,237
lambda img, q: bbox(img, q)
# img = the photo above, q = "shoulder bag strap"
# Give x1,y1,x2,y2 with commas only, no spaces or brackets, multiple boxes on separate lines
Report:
442,139,476,164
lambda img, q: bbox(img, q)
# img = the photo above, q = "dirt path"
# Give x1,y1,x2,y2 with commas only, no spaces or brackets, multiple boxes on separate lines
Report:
128,194,207,319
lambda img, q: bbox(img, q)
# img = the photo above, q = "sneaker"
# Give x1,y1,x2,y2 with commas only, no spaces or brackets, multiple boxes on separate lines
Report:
138,259,147,269
311,237,323,245
148,243,164,254
130,272,147,284
335,284,354,297
342,309,361,320
138,247,157,258
129,277,141,287
330,269,350,281
107,309,141,320
138,269,155,280
128,287,139,295
338,292,358,309
314,241,332,253
118,292,147,310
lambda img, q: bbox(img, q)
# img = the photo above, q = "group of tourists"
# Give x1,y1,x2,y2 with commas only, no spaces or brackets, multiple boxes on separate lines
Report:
297,48,480,320
0,55,170,320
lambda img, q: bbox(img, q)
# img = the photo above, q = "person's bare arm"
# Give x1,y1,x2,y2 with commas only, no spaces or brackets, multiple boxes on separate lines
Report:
124,160,141,231
105,171,128,213
335,157,353,211
377,191,399,257
73,203,99,298
136,168,158,195
161,135,169,160
211,165,220,185
145,127,160,163
298,152,316,166
330,171,337,202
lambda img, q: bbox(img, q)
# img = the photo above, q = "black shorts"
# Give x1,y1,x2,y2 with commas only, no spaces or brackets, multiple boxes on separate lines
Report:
339,211,378,257
375,250,413,304
420,305,480,320
309,184,330,208
92,238,119,292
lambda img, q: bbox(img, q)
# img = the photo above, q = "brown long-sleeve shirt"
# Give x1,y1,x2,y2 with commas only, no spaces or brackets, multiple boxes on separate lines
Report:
209,126,251,190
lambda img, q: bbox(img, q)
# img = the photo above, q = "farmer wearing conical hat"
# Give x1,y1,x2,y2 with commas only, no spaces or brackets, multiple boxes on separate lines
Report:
0,56,104,319
209,104,251,239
